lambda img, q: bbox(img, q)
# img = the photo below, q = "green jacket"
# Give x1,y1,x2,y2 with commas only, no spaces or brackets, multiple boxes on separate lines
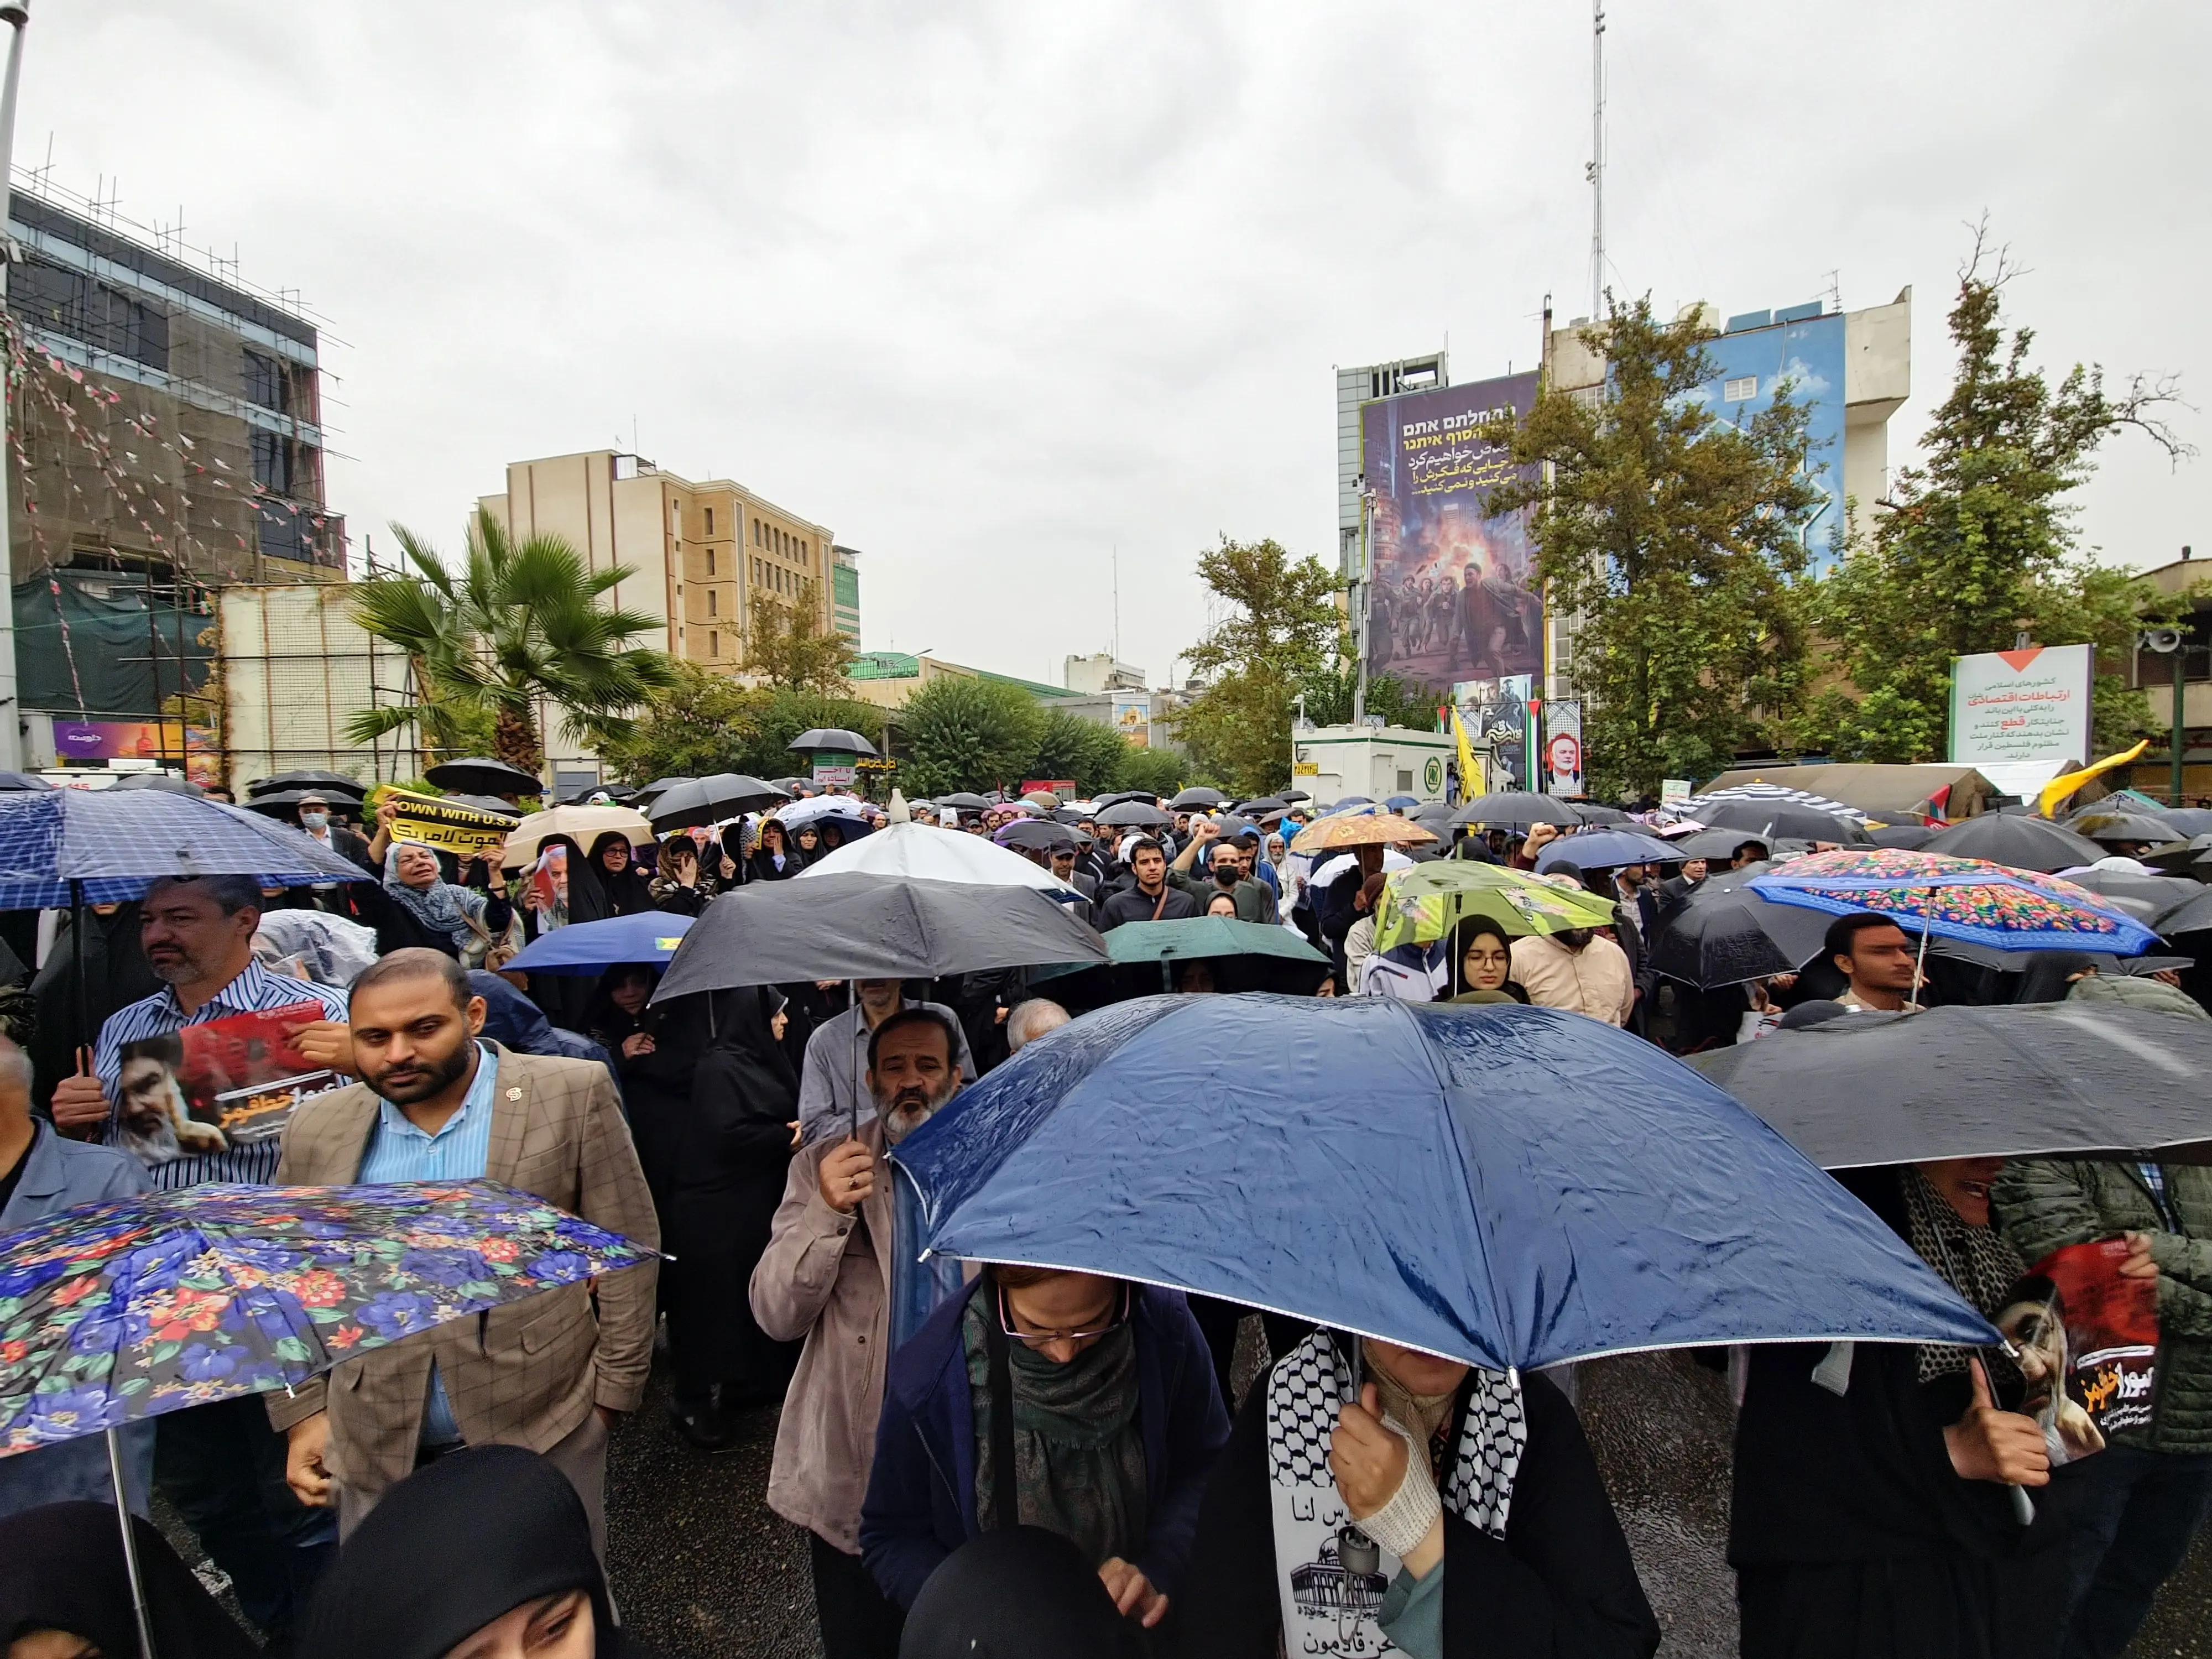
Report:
1992,1159,2212,1454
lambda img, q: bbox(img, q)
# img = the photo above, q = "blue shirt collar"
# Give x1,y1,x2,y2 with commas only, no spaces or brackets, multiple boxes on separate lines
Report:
374,1041,499,1142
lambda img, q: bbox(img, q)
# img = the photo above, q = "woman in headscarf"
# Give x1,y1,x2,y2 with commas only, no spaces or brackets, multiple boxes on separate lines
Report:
1175,1326,1658,1659
0,1500,259,1659
662,985,803,1448
862,1266,1231,1632
2014,950,2099,1005
748,818,800,881
1443,922,1529,1005
587,832,654,917
298,1444,656,1659
384,842,494,961
1729,1155,2065,1658
580,964,695,1213
790,821,824,867
646,836,709,916
819,821,847,854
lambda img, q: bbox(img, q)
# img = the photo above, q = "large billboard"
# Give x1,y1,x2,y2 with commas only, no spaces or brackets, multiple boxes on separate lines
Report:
1949,644,2094,766
1361,371,1543,691
1682,312,1849,575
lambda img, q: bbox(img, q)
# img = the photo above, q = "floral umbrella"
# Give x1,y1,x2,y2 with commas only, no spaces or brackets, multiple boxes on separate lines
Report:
1746,848,2159,954
1373,861,1621,952
0,1179,658,1458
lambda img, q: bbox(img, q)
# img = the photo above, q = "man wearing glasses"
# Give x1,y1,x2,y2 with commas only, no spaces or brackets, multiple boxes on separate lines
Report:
752,1008,968,1659
859,1260,1230,1636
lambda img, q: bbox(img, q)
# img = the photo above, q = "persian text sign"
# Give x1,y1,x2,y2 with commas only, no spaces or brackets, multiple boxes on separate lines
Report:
1949,644,2093,766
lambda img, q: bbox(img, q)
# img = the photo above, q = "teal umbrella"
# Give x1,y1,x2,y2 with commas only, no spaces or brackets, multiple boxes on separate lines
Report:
1039,916,1328,1001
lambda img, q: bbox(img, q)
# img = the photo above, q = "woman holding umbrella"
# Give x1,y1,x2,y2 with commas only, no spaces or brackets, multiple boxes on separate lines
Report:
663,987,804,1449
1175,1328,1657,1657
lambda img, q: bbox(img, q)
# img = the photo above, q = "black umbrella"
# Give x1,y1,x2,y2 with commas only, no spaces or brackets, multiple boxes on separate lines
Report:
2055,869,2212,936
1692,1003,2212,1168
1920,814,2105,872
1646,869,1833,988
1564,801,1632,825
247,770,364,797
107,773,201,796
1237,797,1291,817
1865,824,1934,850
240,788,314,817
2067,807,2178,844
625,776,692,808
937,792,993,812
424,757,542,797
1280,790,1311,802
1170,786,1225,810
1697,797,1865,843
1090,791,1150,810
997,819,1083,852
648,773,790,831
789,728,881,758
654,875,1107,998
0,771,52,791
1096,801,1172,828
1670,828,1772,860
1450,791,1580,829
442,794,527,817
2153,807,2212,837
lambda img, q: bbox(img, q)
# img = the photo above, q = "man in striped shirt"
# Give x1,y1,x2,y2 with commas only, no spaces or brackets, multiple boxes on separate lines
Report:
49,873,353,1646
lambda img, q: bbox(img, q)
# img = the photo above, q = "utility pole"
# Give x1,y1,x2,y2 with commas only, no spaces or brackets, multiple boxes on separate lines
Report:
0,1,30,771
1588,0,1606,321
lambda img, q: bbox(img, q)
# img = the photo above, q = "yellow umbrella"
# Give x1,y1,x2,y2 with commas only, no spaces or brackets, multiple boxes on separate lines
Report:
1288,812,1437,854
499,805,656,869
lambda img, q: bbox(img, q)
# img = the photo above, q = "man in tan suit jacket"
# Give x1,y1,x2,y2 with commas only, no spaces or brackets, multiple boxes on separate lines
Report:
267,951,658,1552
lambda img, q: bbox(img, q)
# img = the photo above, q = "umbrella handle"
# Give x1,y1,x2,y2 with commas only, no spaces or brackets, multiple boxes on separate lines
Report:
106,1425,158,1659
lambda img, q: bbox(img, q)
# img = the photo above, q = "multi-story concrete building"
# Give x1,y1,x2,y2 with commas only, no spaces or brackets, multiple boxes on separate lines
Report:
830,544,861,641
477,450,836,674
1062,653,1146,694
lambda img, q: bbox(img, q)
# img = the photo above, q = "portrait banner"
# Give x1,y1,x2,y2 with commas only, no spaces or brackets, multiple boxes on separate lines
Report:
1361,371,1544,691
117,1000,348,1171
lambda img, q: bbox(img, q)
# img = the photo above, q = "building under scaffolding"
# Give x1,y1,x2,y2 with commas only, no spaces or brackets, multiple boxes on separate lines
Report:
3,173,347,781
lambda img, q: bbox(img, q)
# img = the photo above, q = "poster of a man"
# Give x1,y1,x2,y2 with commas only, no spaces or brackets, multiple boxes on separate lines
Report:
115,1031,226,1166
1361,370,1543,688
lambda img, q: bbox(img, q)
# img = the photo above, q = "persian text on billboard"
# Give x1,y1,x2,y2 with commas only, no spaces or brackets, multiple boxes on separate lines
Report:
1362,371,1543,690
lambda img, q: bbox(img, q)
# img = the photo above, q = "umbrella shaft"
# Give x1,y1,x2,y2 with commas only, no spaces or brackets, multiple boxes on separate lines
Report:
106,1425,158,1659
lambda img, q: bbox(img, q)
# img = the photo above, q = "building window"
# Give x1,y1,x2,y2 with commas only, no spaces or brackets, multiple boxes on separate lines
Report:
706,548,715,576
708,631,718,657
243,349,289,413
251,431,292,495
10,257,170,372
1724,375,1758,403
753,519,760,545
255,501,312,564
707,589,716,617
705,507,714,536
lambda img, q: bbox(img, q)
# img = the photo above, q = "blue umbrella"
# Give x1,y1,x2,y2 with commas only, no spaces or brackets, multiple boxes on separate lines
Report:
0,787,367,905
1535,828,1682,872
504,912,694,975
893,997,1995,1371
1383,794,1422,811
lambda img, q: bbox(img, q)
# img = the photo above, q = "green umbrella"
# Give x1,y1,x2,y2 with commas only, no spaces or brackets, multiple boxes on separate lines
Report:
1373,861,1620,952
1038,916,1329,1000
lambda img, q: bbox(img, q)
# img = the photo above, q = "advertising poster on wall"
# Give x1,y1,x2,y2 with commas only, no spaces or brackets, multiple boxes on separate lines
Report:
1363,371,1543,691
1686,312,1849,575
1112,694,1150,749
1544,701,1584,797
1457,677,1531,793
1948,644,2094,766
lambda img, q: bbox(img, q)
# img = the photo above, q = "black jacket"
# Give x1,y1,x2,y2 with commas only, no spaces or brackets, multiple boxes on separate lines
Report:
1175,1366,1659,1659
1094,881,1199,931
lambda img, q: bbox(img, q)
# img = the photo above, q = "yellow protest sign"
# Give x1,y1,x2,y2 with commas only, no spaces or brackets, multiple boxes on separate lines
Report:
386,790,520,859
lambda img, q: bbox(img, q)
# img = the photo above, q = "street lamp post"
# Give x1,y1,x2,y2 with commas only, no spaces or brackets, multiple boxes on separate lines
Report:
0,1,30,773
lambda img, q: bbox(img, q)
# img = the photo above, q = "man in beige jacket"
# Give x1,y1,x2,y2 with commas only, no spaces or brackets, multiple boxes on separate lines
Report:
267,950,658,1555
1510,925,1637,1026
752,1006,965,1659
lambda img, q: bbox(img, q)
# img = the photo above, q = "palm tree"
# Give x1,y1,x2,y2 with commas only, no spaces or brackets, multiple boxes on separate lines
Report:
345,509,678,774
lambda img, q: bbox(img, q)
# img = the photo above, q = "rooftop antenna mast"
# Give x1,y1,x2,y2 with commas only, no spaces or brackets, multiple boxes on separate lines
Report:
1588,0,1606,320
1112,545,1120,662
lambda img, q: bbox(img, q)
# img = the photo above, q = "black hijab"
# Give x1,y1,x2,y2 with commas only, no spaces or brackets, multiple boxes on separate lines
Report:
0,1500,258,1659
2015,950,2099,1005
901,1526,1144,1659
695,984,799,1112
585,963,660,1047
589,832,654,917
299,1444,638,1659
749,820,799,881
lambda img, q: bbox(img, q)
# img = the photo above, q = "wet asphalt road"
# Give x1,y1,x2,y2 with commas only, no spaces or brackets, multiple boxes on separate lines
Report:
602,1340,2212,1658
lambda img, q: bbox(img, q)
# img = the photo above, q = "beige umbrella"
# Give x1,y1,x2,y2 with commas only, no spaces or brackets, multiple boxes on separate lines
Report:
500,805,656,869
1288,812,1437,854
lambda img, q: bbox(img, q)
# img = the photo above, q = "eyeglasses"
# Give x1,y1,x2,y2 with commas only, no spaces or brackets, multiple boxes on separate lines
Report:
997,1279,1131,1347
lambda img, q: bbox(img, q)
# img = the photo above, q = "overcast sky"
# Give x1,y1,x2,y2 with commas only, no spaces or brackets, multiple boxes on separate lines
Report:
25,2,2208,689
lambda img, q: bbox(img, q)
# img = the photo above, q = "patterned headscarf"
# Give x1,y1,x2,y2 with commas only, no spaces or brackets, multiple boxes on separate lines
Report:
383,843,485,950
1902,1167,2026,1385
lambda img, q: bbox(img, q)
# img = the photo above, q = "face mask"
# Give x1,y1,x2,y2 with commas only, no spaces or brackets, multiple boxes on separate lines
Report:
300,812,329,831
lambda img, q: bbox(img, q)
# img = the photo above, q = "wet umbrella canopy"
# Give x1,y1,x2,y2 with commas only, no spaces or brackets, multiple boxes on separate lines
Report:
646,773,790,831
1036,915,1330,1001
247,770,364,798
1691,1001,2212,1168
788,728,880,757
893,997,1995,1370
1921,814,2107,872
1695,796,1867,843
1450,791,1580,830
1170,786,1226,810
2067,807,2180,845
1533,829,1679,871
1095,801,1172,828
423,757,543,797
1646,872,1833,988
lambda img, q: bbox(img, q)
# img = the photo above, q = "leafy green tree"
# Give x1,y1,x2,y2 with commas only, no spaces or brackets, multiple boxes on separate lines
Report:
1172,536,1344,796
345,509,677,773
740,577,855,695
597,667,885,784
1110,745,1188,798
1807,232,2194,761
1024,708,1131,795
1480,297,1822,797
896,676,1047,796
1296,650,1441,732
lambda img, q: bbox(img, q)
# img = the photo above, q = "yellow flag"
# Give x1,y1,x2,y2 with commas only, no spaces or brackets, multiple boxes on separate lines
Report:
2038,739,2151,818
1452,708,1480,802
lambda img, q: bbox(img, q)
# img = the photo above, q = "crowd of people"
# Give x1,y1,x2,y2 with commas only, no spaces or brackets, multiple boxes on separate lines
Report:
0,778,2205,1659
